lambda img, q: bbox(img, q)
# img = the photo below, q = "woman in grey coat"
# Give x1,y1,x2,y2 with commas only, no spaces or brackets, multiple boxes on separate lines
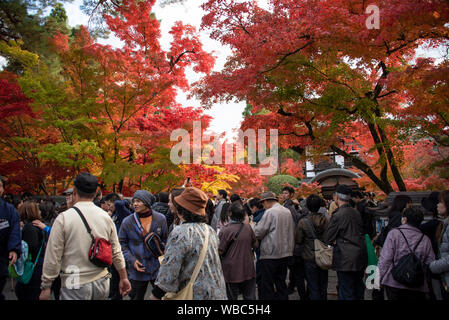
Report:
429,190,449,299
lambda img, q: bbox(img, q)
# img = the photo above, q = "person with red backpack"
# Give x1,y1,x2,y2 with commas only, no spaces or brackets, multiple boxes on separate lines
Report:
39,173,131,300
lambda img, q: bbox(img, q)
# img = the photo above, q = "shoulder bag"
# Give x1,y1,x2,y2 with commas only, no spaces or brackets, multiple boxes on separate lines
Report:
133,213,165,259
304,217,333,270
220,223,244,259
73,206,113,268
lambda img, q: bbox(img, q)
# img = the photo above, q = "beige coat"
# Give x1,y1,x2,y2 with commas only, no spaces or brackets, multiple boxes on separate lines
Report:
252,202,295,260
41,201,125,289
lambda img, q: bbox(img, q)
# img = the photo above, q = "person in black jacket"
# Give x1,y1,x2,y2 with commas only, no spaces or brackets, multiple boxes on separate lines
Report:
282,186,308,299
374,195,412,248
419,191,443,300
324,185,368,300
352,191,376,239
104,193,132,300
0,176,22,300
15,201,46,300
152,192,174,229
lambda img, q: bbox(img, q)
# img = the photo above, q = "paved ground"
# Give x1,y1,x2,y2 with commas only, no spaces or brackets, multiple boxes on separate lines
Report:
3,269,373,300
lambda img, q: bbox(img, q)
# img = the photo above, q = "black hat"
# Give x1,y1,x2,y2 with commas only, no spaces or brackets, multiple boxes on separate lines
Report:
74,172,98,194
336,185,352,195
336,185,352,201
421,192,440,215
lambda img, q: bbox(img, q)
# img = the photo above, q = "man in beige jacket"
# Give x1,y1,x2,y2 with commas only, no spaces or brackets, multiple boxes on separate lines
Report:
39,172,131,300
252,191,295,300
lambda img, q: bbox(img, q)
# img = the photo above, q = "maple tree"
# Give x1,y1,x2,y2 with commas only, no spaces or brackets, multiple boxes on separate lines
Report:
1,0,262,196
194,0,449,195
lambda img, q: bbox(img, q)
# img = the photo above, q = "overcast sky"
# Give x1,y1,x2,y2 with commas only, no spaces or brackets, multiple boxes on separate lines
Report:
2,0,445,142
64,0,249,141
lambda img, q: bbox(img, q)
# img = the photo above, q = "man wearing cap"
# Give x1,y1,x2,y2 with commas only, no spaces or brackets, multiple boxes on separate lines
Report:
324,184,368,300
62,187,74,209
39,172,131,300
252,191,295,300
0,175,22,300
119,190,168,300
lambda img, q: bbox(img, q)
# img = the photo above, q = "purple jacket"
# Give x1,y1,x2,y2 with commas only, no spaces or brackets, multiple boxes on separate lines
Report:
378,225,435,292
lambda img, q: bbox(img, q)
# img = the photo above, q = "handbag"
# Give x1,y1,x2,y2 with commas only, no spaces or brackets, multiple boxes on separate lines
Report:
73,206,113,268
162,225,210,300
304,217,333,270
9,231,45,285
8,240,29,279
133,213,166,259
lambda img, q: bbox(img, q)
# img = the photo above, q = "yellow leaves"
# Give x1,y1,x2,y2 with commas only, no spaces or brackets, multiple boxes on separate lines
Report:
200,165,240,195
0,40,39,68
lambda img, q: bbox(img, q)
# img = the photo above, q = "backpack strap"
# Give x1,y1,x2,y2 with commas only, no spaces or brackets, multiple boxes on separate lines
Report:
221,223,244,258
397,228,424,254
73,206,94,240
304,217,318,240
33,230,45,267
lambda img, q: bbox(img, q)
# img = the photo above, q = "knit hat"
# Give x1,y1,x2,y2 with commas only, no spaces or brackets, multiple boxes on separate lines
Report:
336,185,352,201
174,187,208,216
132,190,155,209
74,172,98,194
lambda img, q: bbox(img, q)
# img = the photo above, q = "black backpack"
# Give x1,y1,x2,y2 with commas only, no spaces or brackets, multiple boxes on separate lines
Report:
391,229,425,288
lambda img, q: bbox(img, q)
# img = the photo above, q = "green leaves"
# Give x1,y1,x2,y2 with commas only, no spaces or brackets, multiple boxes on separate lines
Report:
39,140,101,168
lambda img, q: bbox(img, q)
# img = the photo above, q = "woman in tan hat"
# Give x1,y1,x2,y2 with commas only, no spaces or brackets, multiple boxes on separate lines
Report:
150,187,227,300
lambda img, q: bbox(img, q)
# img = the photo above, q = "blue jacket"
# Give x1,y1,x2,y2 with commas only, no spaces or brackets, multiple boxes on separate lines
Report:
0,199,22,277
112,200,132,232
118,211,168,281
252,209,265,261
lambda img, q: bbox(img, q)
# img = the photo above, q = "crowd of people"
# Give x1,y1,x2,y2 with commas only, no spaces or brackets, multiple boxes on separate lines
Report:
1,172,449,301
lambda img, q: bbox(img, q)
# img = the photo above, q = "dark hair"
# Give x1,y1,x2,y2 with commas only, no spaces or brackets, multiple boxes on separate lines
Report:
0,175,5,188
104,193,120,203
75,187,96,199
403,206,424,228
244,202,252,216
352,191,364,199
388,195,412,217
154,194,160,203
230,202,245,222
218,189,228,199
39,199,57,222
306,194,322,213
158,192,169,204
170,188,185,205
439,191,449,216
230,194,241,203
249,198,263,210
22,192,33,200
100,198,106,204
220,202,231,223
174,202,208,223
282,186,295,195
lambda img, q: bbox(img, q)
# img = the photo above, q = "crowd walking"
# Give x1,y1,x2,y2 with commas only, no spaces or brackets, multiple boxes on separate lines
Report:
1,172,449,301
